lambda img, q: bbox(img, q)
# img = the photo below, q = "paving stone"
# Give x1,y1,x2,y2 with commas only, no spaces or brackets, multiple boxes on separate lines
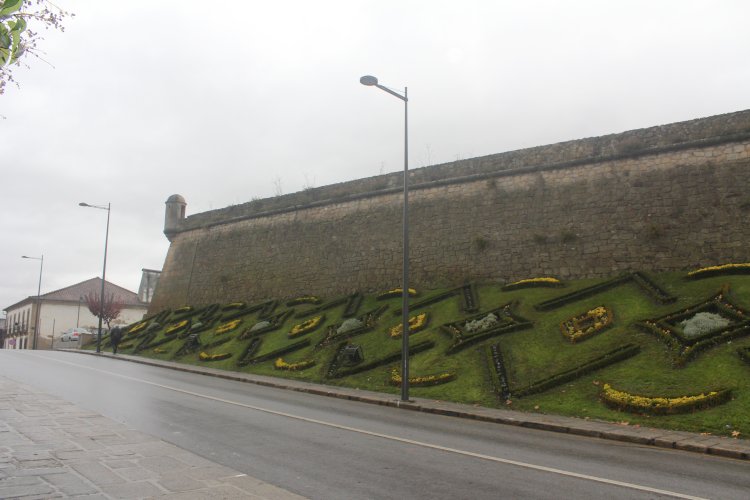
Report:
0,475,41,487
70,460,127,486
136,455,189,474
155,470,207,492
100,480,165,499
113,466,159,482
0,481,56,498
225,475,307,499
184,465,241,481
42,471,99,496
159,484,254,499
102,458,137,469
116,430,157,444
16,458,62,469
53,449,106,461
168,451,219,468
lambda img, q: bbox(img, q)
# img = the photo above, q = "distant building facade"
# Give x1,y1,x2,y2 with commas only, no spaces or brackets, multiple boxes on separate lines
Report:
138,268,161,303
2,277,148,350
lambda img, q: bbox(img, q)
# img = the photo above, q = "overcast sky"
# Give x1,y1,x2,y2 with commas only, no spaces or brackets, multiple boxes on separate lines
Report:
1,0,748,318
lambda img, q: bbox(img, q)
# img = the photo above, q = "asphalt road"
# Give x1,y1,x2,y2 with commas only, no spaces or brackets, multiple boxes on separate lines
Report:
1,350,748,499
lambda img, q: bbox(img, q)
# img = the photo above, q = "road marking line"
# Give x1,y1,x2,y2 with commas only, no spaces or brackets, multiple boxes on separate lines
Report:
36,353,706,500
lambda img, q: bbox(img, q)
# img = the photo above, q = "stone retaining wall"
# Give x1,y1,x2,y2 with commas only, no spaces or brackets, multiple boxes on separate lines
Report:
150,110,750,311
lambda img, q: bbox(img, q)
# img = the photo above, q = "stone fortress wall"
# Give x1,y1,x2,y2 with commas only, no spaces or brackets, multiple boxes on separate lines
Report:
149,109,750,312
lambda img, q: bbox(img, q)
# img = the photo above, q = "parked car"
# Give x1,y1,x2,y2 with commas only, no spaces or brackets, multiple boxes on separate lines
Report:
60,327,91,342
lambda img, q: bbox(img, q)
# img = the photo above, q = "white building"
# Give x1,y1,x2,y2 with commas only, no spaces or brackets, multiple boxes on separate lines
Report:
3,277,148,349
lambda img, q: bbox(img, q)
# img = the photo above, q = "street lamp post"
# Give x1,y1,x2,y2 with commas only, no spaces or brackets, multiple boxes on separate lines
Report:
360,74,411,401
76,296,83,327
21,254,43,350
79,202,111,353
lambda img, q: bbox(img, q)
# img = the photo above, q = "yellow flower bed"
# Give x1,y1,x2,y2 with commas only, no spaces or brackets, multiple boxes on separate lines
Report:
601,384,729,415
287,296,321,306
215,319,242,334
289,315,323,337
503,277,563,291
199,351,231,361
389,313,429,338
127,321,148,335
175,306,193,314
274,357,315,371
223,302,246,310
687,263,750,279
390,368,456,387
153,348,166,354
560,306,612,343
377,287,418,299
511,277,561,286
165,319,189,335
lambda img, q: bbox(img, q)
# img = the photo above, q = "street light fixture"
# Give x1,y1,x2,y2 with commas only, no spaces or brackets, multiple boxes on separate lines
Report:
79,202,111,353
21,254,43,350
360,74,411,401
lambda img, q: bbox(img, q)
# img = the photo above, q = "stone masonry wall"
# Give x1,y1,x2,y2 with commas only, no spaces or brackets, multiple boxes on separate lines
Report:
150,110,750,311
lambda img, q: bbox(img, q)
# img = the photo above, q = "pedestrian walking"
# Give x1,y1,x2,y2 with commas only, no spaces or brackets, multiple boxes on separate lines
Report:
110,326,123,354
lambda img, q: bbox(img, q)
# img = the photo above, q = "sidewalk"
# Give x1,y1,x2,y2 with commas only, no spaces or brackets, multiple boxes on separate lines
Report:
0,376,307,499
75,350,750,461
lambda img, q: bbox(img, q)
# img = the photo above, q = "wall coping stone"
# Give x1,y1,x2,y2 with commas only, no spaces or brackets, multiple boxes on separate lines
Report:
172,109,750,233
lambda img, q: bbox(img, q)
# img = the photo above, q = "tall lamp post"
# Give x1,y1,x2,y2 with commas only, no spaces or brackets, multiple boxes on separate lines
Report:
360,74,411,401
79,202,111,353
21,254,43,350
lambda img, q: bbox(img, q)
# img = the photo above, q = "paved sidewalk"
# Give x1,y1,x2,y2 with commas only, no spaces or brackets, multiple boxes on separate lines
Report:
0,376,307,499
75,350,750,461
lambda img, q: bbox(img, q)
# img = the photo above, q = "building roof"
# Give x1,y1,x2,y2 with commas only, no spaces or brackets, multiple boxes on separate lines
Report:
4,277,146,312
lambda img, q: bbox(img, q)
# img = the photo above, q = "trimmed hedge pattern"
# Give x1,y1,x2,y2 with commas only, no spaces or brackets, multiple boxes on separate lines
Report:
441,303,531,354
237,337,262,367
460,284,479,313
393,286,466,316
343,293,364,318
316,305,388,348
559,306,613,343
486,343,511,401
238,310,292,339
241,339,311,365
513,344,641,398
328,340,435,379
637,290,750,366
295,295,348,319
535,272,675,311
739,347,750,365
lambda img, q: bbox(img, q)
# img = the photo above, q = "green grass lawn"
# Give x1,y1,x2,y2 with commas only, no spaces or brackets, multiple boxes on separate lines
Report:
87,269,750,438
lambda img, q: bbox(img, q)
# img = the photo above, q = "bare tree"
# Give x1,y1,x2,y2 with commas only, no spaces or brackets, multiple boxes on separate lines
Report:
84,292,125,329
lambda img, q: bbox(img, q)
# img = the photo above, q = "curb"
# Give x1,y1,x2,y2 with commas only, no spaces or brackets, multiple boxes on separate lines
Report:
66,349,749,461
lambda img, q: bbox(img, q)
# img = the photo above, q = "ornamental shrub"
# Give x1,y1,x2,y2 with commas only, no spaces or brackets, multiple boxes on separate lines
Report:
250,321,272,332
337,318,363,334
678,312,731,339
464,313,499,333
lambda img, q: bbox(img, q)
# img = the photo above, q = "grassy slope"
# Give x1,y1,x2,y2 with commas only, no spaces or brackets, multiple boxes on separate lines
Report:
91,271,750,438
